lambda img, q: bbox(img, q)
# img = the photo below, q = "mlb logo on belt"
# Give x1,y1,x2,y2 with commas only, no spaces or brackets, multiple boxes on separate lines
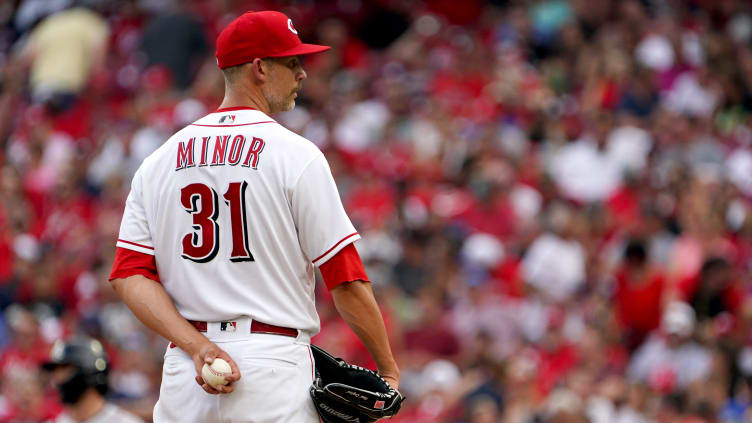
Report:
374,400,385,409
220,321,237,332
219,115,236,124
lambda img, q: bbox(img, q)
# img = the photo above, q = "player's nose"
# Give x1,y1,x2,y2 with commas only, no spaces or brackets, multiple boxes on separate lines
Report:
297,68,307,81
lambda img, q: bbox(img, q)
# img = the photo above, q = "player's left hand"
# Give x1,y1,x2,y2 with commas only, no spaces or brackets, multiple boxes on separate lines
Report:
382,374,400,390
192,342,241,395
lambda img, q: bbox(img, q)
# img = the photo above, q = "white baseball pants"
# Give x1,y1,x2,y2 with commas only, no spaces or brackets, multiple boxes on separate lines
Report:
153,323,319,423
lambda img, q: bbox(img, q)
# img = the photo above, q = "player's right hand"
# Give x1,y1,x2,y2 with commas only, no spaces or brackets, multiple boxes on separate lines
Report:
191,342,241,395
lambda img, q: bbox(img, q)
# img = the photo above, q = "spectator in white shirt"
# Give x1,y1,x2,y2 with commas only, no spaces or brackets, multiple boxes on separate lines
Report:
548,113,624,203
628,301,712,391
522,203,586,302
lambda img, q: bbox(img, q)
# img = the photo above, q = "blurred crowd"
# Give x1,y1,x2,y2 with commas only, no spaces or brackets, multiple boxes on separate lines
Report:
0,0,751,422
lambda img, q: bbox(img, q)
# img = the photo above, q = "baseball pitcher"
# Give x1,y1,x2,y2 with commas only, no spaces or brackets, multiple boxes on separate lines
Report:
109,10,401,423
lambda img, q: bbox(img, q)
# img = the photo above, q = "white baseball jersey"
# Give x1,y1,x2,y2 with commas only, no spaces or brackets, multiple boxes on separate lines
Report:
115,107,359,334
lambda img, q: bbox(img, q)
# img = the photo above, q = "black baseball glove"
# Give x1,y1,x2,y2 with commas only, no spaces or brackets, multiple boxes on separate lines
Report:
309,345,404,422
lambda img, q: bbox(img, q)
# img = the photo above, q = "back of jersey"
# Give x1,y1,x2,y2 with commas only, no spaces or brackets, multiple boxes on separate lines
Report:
116,108,359,334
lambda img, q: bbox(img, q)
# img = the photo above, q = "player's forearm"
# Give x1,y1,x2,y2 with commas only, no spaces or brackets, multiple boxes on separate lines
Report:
330,281,399,380
110,275,209,355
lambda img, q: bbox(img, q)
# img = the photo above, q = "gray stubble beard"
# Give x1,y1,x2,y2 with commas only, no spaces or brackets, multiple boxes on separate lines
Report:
262,85,295,114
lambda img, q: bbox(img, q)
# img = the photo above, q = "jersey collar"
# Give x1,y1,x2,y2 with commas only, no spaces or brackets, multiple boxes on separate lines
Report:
215,106,258,113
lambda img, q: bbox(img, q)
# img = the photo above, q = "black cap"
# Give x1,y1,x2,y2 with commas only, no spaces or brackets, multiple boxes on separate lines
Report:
41,337,108,373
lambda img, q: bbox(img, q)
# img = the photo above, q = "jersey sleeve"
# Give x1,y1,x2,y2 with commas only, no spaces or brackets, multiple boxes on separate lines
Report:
291,153,360,266
109,247,160,283
115,168,155,255
318,243,369,290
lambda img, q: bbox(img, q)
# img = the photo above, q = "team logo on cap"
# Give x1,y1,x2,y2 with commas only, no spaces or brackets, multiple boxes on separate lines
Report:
288,19,298,35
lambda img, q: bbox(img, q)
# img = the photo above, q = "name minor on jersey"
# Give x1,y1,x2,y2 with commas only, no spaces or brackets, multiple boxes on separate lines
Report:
176,135,265,171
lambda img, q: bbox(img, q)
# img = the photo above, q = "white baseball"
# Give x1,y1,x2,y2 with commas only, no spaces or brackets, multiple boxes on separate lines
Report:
201,358,232,388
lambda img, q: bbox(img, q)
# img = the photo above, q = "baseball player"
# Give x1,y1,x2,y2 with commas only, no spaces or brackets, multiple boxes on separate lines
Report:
42,336,144,423
108,10,400,423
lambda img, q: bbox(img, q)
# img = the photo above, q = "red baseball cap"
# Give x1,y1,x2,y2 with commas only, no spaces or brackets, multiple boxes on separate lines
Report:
216,11,330,69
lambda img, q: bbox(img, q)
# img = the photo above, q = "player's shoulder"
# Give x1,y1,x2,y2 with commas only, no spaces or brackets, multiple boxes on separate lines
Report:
218,109,325,161
134,125,192,175
265,119,322,158
133,108,324,176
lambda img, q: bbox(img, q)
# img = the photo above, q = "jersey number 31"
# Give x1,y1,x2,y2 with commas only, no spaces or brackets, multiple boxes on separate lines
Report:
180,181,253,263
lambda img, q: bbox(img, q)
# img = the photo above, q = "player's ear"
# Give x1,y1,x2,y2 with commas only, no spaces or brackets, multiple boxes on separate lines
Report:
250,58,268,82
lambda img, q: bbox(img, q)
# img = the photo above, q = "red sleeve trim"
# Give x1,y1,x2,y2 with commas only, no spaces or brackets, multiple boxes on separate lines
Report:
313,232,358,263
319,243,369,290
109,247,161,283
117,239,154,250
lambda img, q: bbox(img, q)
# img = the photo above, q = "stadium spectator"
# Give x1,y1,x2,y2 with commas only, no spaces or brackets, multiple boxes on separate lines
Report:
18,5,109,113
628,301,712,392
614,238,666,349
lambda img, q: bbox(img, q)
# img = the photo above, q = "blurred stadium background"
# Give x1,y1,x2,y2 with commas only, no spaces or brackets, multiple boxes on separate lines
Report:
0,0,751,422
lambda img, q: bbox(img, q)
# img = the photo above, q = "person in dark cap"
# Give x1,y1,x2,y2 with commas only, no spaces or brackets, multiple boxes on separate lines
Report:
41,336,143,423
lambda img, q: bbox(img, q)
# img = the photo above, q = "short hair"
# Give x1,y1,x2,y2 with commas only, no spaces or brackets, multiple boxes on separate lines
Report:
222,59,285,88
624,239,647,264
221,64,246,84
700,257,730,278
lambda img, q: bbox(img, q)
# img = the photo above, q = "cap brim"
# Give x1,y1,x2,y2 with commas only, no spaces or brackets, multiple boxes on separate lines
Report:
268,43,330,58
41,361,60,371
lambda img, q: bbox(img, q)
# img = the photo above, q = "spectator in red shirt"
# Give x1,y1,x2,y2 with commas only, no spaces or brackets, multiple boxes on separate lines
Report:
0,305,51,375
404,290,461,363
615,238,666,349
685,257,744,322
0,305,60,422
534,310,578,397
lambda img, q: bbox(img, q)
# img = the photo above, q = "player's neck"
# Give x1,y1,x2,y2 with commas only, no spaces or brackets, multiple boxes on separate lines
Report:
67,390,106,422
219,88,270,115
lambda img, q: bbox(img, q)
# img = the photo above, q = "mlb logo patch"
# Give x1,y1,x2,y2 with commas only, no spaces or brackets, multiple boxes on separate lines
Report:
219,115,236,124
374,400,385,409
220,321,237,332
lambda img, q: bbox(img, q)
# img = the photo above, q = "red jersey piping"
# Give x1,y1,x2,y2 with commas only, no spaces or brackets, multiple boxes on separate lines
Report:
117,239,155,250
308,346,315,381
313,233,358,263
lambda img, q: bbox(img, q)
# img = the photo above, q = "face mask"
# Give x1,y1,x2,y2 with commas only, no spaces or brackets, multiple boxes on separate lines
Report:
57,371,90,404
